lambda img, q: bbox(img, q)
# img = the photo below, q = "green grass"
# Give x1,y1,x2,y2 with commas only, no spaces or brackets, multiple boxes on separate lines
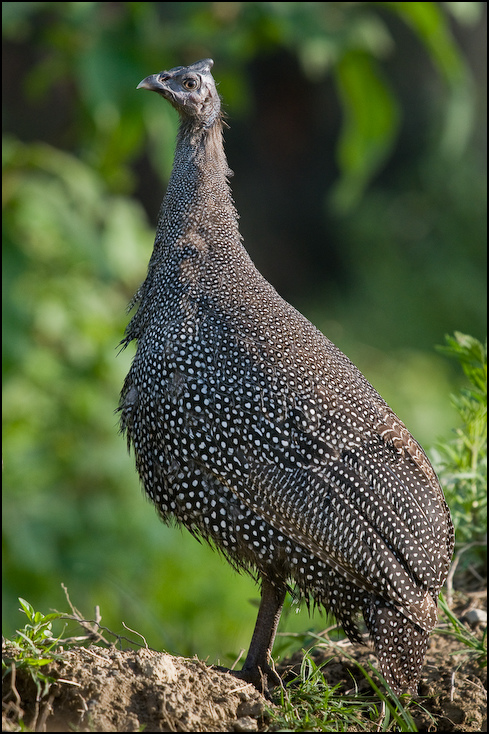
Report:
267,585,488,733
436,593,487,670
267,645,420,732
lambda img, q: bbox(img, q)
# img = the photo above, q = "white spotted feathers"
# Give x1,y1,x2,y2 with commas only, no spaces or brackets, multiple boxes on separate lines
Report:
120,59,454,694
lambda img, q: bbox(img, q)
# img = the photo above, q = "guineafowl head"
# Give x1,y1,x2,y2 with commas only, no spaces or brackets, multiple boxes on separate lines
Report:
137,59,220,126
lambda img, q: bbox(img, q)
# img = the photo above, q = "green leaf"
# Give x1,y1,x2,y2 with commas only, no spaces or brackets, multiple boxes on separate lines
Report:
382,1,464,82
331,50,400,212
381,2,475,155
18,597,35,621
22,657,55,668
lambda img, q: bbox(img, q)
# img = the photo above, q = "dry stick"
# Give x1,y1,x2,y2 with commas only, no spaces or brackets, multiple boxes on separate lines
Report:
36,691,56,732
230,648,245,671
121,621,149,648
60,583,109,644
4,660,24,725
9,661,21,709
57,583,148,649
29,696,40,733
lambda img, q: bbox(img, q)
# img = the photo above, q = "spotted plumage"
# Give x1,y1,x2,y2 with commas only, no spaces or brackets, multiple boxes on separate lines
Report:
120,59,454,694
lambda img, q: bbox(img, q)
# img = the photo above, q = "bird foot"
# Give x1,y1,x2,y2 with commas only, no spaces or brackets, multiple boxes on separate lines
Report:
214,663,283,698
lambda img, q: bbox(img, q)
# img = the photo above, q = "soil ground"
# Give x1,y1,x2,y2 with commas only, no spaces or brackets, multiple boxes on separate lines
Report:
3,590,486,732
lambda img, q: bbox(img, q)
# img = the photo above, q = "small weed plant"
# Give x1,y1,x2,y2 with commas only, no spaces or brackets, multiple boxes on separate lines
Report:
2,591,138,730
432,332,487,552
3,598,65,700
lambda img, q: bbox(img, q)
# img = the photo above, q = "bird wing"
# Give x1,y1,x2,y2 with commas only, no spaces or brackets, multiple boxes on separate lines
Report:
227,439,442,630
142,304,452,632
173,357,451,632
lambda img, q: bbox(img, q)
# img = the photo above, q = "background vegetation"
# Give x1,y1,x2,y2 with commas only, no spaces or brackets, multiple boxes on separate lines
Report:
2,2,486,667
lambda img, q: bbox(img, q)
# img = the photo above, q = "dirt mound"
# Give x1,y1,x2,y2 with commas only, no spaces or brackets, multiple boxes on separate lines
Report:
3,591,486,732
2,646,267,732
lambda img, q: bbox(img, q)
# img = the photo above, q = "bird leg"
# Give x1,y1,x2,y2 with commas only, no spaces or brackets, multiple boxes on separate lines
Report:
238,577,286,694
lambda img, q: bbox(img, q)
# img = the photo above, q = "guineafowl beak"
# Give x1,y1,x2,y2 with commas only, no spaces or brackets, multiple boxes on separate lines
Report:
136,74,163,92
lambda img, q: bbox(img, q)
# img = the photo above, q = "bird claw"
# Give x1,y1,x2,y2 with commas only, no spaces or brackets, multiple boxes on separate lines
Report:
214,663,283,698
239,661,285,698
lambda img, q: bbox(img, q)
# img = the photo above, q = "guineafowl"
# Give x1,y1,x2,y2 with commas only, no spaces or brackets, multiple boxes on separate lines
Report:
119,59,454,694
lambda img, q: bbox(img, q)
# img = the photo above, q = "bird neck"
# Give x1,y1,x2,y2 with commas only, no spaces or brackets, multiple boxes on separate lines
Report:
156,116,240,255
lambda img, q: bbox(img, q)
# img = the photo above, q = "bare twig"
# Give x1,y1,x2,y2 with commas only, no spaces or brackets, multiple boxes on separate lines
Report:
2,661,25,728
56,583,150,649
59,583,109,644
57,678,82,687
36,690,56,732
8,661,21,709
230,648,245,671
121,621,149,648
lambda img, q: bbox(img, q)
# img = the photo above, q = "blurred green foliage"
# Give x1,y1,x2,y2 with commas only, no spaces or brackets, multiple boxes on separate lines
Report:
2,2,486,665
2,1,481,200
